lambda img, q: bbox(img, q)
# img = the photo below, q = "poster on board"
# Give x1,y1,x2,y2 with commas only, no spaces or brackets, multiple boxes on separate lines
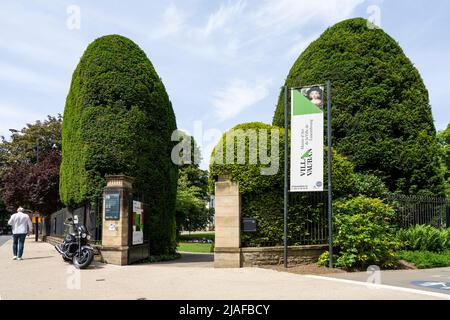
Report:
132,200,144,245
290,85,324,192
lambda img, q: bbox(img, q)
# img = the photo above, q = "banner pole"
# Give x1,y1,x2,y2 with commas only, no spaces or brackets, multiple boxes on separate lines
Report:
284,85,289,269
327,80,333,268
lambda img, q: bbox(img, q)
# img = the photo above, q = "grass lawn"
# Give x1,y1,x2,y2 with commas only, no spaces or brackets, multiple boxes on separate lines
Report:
177,242,214,253
397,250,450,269
179,232,215,242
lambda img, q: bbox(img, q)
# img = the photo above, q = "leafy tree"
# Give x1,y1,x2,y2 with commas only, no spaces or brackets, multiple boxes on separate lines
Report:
0,116,62,215
273,18,444,195
60,35,178,255
437,123,450,196
175,132,212,234
175,174,211,234
1,150,61,215
0,115,62,175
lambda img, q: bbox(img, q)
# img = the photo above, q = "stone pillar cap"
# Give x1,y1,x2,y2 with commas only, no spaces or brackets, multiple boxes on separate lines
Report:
105,175,134,188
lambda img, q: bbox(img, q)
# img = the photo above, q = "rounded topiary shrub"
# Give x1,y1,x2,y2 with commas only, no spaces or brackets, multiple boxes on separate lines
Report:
209,122,356,246
60,34,178,255
273,18,444,195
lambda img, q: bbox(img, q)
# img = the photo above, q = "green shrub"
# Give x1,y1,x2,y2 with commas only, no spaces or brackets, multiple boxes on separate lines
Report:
318,251,330,267
273,18,444,195
397,250,450,269
333,196,400,269
209,122,356,246
60,35,178,255
353,173,389,198
396,225,450,252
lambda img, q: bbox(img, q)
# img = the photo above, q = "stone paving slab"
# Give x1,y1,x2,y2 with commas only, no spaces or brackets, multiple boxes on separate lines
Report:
0,238,448,300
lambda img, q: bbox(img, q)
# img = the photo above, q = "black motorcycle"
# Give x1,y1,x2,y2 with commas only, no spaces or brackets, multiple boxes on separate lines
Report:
55,217,94,269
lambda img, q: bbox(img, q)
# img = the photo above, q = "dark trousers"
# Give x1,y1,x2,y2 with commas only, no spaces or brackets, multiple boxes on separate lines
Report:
12,234,27,258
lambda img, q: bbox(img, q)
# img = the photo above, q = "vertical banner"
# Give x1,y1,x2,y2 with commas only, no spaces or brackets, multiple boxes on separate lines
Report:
290,85,324,192
132,200,144,245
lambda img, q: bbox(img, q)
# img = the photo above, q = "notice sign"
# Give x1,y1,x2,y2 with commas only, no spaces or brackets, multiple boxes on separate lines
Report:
290,86,324,192
132,201,144,245
105,193,120,220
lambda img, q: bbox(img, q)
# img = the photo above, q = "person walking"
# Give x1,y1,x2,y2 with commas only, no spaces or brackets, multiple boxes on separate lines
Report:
8,207,33,261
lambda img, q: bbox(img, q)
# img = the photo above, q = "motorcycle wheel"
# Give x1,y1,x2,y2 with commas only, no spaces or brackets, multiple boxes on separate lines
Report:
73,248,94,269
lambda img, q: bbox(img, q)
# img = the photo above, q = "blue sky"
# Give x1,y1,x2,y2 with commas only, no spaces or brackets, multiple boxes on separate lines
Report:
1,0,449,169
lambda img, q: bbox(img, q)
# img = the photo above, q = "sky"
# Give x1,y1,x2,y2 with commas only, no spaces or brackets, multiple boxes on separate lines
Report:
0,0,449,169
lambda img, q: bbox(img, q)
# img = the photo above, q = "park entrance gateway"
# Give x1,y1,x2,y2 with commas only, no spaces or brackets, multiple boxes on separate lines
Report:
100,175,150,265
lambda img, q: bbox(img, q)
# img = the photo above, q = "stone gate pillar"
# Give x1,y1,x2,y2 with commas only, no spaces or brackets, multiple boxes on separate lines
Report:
214,174,241,268
100,175,133,265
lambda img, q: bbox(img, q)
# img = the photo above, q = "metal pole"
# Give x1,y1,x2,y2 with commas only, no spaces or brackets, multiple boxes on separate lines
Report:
327,80,333,268
34,213,39,242
284,86,289,268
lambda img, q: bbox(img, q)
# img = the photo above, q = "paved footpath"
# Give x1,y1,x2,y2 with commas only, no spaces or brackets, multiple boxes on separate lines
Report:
0,238,449,300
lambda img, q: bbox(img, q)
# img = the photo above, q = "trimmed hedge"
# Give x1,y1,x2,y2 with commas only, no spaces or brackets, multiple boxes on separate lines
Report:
60,35,178,255
209,122,356,246
273,18,444,195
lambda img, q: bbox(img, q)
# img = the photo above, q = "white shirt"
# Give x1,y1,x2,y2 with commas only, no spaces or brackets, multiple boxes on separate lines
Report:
8,212,33,235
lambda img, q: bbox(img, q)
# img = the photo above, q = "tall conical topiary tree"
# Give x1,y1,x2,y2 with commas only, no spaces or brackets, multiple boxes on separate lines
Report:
273,18,444,195
60,35,178,254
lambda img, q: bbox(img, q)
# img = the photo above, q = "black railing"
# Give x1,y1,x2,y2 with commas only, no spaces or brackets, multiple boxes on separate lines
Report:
240,192,450,248
241,191,329,247
385,194,450,229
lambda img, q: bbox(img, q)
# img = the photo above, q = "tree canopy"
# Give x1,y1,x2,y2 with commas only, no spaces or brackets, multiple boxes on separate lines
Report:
60,34,178,254
0,116,62,215
437,123,450,196
273,18,444,195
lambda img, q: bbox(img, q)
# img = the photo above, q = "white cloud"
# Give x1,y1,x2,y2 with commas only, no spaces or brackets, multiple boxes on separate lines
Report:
251,0,365,30
0,63,66,94
0,102,42,138
201,0,246,37
165,0,364,62
211,79,272,121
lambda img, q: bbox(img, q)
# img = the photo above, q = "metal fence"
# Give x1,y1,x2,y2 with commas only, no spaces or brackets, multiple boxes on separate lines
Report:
241,191,329,247
47,196,103,241
385,194,450,229
241,192,450,248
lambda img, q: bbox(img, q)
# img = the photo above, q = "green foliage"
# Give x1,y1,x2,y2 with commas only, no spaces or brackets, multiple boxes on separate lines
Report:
318,251,330,267
176,174,212,234
332,196,400,269
0,115,62,173
397,250,450,269
437,123,450,196
0,116,63,214
209,122,356,246
273,18,444,195
60,35,178,255
352,173,389,198
396,225,450,252
175,132,212,234
178,232,215,242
